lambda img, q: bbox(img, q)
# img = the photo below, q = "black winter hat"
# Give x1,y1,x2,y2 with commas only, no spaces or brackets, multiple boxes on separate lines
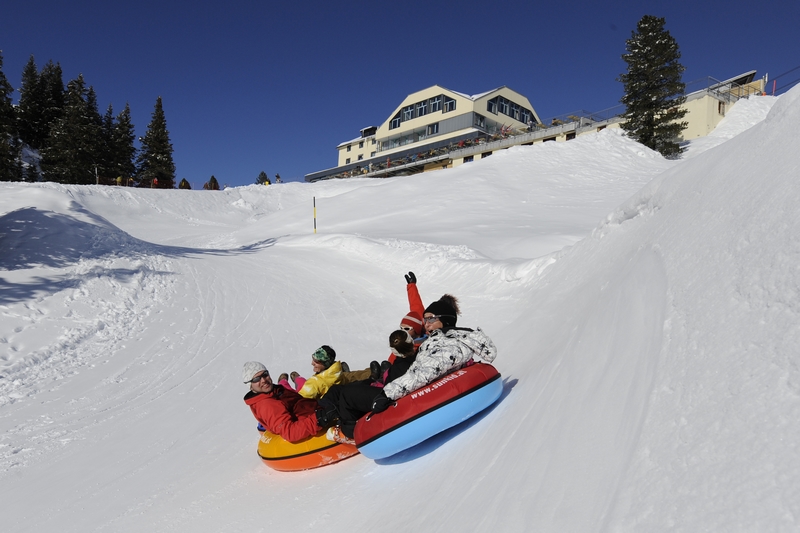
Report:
424,294,460,328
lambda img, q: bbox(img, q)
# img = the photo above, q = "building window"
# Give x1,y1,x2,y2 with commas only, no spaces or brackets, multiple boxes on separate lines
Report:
346,158,351,164
371,151,376,157
390,113,401,129
510,103,520,120
464,155,474,163
474,114,486,129
403,105,414,121
487,98,498,114
430,96,442,112
346,145,351,152
718,101,726,115
520,109,531,124
543,137,556,142
498,97,509,115
443,96,456,113
358,154,363,160
566,132,576,140
481,151,492,158
416,101,428,117
427,123,439,135
372,138,376,144
359,141,364,148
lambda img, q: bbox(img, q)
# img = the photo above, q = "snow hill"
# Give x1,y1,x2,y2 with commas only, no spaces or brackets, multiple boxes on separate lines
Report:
1,90,797,532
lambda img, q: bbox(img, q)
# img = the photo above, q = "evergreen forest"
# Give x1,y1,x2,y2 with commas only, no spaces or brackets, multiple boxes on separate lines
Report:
0,52,175,188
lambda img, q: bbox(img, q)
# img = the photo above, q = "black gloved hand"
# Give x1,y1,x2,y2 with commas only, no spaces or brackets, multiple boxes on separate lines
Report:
404,271,416,284
315,406,336,429
371,391,393,414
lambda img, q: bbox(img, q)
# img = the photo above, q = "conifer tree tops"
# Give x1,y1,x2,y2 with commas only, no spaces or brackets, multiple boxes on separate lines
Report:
618,15,688,158
40,74,102,184
1,53,143,184
111,103,137,181
0,51,23,182
17,57,65,152
256,171,270,185
136,96,175,188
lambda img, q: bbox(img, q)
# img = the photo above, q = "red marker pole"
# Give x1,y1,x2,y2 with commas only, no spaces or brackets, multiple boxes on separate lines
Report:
313,196,317,234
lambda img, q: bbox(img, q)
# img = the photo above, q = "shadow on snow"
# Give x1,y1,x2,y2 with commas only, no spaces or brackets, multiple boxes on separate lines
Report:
0,204,275,304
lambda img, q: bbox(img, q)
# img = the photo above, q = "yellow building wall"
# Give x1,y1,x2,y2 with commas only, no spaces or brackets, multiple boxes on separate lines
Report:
681,94,727,141
337,136,377,167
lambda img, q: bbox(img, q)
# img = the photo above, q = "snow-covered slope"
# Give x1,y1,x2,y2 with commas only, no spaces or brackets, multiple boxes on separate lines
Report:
1,94,796,532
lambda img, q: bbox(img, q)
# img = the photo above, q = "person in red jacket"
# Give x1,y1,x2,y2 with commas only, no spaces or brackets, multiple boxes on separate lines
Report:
242,361,323,443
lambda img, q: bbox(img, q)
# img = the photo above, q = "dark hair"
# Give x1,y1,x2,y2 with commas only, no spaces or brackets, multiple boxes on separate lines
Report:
320,345,336,359
389,329,415,357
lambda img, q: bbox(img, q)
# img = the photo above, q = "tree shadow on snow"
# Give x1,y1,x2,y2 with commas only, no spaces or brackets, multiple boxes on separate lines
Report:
0,204,275,304
0,204,276,271
375,376,518,466
0,267,173,306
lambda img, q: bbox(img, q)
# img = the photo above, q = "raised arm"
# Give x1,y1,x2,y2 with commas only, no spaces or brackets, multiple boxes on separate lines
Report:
405,271,425,316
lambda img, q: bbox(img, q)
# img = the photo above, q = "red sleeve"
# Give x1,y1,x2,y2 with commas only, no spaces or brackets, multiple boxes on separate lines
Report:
254,398,320,443
407,283,425,317
277,413,320,443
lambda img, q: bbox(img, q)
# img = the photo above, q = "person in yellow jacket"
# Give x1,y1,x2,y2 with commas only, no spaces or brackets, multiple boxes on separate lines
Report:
277,345,351,399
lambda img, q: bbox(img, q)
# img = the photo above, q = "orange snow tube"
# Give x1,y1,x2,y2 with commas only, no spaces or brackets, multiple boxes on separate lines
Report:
257,430,359,472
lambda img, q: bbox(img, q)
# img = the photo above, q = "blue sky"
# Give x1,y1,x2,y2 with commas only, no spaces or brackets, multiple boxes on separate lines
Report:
2,0,798,187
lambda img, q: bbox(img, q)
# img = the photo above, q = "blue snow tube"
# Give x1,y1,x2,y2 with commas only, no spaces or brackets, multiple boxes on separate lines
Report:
354,363,502,460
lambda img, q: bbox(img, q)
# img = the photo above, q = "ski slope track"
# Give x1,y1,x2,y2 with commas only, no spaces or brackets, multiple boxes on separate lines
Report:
1,92,798,532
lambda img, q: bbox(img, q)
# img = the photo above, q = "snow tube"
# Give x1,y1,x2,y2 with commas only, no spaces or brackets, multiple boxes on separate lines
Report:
257,430,359,472
354,363,502,460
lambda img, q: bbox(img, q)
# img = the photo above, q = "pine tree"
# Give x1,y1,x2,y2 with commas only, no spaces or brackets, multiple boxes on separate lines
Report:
99,104,116,179
82,86,104,181
618,15,687,158
16,56,43,150
111,103,136,182
256,171,270,185
40,74,101,184
136,96,175,188
17,58,65,152
0,51,23,182
39,60,66,146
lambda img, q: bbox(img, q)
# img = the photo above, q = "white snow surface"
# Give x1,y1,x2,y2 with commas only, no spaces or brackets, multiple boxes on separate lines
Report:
1,93,797,532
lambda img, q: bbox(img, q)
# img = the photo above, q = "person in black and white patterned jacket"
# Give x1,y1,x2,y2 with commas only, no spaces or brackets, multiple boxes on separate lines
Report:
375,294,497,409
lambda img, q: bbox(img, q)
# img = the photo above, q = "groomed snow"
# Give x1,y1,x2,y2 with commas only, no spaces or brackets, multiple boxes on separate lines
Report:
1,92,797,532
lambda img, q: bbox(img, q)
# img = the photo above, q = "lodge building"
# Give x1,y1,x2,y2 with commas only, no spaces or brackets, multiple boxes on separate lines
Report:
305,71,765,182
